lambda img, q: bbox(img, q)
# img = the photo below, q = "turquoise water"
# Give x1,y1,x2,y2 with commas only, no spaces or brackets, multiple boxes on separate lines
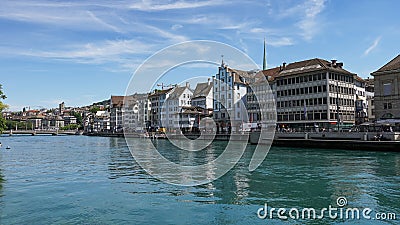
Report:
0,135,399,224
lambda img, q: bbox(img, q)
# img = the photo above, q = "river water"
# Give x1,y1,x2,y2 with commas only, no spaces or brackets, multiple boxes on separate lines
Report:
0,135,399,224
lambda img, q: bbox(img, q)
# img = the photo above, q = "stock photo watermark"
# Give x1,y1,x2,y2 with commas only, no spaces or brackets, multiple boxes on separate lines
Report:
257,197,397,221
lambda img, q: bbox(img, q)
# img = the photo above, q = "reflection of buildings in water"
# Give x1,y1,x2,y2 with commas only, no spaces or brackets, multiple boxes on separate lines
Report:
396,155,400,176
232,171,250,203
327,154,382,209
108,137,143,180
0,169,3,196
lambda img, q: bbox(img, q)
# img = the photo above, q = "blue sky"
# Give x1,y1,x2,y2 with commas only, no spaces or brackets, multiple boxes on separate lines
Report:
0,0,399,111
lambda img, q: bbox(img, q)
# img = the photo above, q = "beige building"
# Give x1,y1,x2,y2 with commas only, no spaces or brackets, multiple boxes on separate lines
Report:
371,54,400,120
271,58,357,131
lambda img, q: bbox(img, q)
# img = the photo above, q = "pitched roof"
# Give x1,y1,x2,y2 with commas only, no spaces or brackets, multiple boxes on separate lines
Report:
110,96,125,108
355,75,365,83
276,58,355,77
261,67,281,81
168,86,192,100
372,54,400,75
193,82,212,98
226,67,256,84
148,88,173,97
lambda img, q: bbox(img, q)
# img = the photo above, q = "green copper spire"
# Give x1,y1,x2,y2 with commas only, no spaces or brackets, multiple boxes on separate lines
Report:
262,38,267,70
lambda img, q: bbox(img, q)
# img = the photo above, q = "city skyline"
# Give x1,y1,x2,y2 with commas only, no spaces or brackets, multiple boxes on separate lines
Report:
1,0,399,111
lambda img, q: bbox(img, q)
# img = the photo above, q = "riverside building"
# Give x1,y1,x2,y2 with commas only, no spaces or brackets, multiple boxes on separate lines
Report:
371,54,400,121
213,60,254,133
273,58,356,131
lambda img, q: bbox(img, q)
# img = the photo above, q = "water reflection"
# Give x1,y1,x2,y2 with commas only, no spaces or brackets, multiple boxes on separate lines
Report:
102,137,400,224
0,168,3,196
113,138,400,210
0,136,398,224
107,138,143,180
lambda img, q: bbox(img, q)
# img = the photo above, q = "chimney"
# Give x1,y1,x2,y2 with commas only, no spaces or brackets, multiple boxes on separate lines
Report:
283,62,286,68
331,59,337,67
337,62,343,68
279,65,282,71
185,82,190,88
207,78,211,85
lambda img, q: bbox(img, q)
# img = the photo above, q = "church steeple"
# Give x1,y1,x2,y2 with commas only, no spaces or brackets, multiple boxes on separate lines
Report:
262,38,267,70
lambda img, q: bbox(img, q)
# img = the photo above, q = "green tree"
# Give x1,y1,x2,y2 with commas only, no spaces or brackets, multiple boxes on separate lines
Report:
60,124,80,130
0,84,8,132
71,111,83,125
89,106,100,114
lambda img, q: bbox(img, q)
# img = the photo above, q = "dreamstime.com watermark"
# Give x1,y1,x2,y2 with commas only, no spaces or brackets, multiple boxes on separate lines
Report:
257,197,397,221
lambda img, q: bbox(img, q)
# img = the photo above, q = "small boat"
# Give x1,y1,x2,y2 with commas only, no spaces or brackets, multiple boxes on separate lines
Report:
6,146,10,149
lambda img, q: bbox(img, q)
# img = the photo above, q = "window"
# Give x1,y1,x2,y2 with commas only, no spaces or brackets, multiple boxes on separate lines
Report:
384,102,393,109
383,83,392,96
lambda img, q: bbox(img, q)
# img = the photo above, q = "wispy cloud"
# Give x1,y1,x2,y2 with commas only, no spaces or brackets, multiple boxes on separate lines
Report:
86,11,122,33
128,0,225,11
297,0,326,40
10,39,155,66
0,1,126,33
269,37,294,47
272,0,326,41
364,36,381,56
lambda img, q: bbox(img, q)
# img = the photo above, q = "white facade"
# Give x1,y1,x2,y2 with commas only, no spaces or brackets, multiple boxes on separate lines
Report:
191,80,213,110
94,111,110,132
354,77,368,124
149,88,172,128
273,59,356,131
213,62,249,132
162,84,193,129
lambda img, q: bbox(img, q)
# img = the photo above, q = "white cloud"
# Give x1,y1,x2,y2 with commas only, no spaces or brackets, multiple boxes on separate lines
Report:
297,0,326,40
11,39,155,66
0,1,126,33
171,24,183,31
268,37,294,47
364,36,381,56
128,0,225,11
272,0,326,41
86,11,122,33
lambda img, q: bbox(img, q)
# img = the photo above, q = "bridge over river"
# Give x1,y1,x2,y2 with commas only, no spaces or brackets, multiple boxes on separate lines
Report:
2,130,82,136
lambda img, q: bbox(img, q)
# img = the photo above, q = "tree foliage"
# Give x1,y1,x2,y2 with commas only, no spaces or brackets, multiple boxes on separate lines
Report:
89,106,100,114
71,111,83,125
60,124,80,130
5,120,33,130
0,84,7,132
